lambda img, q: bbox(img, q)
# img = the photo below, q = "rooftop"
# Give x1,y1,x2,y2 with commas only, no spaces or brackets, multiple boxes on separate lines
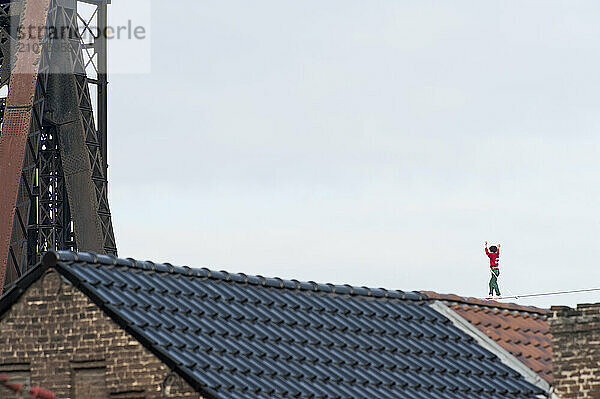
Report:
423,291,552,383
0,251,544,399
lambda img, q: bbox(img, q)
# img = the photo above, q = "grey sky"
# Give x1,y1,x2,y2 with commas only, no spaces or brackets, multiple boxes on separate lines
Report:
106,0,600,308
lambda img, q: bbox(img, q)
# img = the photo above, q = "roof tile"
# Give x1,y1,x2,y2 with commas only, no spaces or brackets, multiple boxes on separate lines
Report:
423,291,553,383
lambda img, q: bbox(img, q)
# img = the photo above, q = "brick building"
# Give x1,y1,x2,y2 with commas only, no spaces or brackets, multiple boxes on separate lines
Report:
549,303,600,399
0,257,198,399
0,251,546,398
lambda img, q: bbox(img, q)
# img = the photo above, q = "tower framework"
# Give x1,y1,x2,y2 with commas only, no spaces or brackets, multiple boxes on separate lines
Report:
0,0,116,293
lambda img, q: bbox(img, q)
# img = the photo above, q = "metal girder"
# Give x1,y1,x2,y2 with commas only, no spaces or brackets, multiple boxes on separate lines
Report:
0,0,116,293
0,0,51,291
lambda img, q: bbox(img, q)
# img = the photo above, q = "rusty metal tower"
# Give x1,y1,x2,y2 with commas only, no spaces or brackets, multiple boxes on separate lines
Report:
0,0,116,293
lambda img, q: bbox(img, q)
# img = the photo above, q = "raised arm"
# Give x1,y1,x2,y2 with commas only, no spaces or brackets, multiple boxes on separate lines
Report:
484,241,489,255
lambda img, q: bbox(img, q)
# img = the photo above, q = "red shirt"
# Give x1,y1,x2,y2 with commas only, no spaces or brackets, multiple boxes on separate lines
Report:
485,247,500,270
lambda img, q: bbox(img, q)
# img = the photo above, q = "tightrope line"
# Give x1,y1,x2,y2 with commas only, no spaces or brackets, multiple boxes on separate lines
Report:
481,287,600,300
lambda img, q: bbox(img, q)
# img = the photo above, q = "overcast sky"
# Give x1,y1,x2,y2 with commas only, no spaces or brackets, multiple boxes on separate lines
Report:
105,0,600,308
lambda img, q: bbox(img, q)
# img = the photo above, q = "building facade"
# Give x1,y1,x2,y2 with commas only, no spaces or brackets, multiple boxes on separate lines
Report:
0,267,198,398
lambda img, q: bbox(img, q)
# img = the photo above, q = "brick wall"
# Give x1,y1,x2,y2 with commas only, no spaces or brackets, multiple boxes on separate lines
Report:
550,303,600,399
0,269,203,399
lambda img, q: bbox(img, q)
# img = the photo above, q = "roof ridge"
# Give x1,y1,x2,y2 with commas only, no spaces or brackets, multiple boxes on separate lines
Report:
44,251,428,301
421,291,549,315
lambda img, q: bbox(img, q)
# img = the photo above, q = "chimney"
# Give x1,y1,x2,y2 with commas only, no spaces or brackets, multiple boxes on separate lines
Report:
550,303,600,398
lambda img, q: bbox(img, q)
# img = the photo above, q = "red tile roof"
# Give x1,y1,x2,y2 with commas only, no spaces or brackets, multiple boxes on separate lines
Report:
422,292,553,383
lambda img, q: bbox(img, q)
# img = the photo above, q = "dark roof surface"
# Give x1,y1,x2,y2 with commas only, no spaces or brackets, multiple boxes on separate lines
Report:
423,292,552,383
2,251,544,399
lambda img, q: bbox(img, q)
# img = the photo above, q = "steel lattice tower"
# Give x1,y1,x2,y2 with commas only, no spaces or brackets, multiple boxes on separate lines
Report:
0,0,116,293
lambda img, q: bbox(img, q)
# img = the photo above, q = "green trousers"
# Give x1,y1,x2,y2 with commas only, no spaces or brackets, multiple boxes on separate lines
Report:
489,270,500,296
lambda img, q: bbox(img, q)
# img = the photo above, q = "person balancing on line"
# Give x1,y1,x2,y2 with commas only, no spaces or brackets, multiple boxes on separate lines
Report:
485,241,501,299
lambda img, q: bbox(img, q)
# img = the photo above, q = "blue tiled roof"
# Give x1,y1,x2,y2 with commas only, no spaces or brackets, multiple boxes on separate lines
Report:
30,251,543,398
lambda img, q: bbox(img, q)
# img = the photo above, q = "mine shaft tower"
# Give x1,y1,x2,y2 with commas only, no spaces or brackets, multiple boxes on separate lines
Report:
0,0,116,293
